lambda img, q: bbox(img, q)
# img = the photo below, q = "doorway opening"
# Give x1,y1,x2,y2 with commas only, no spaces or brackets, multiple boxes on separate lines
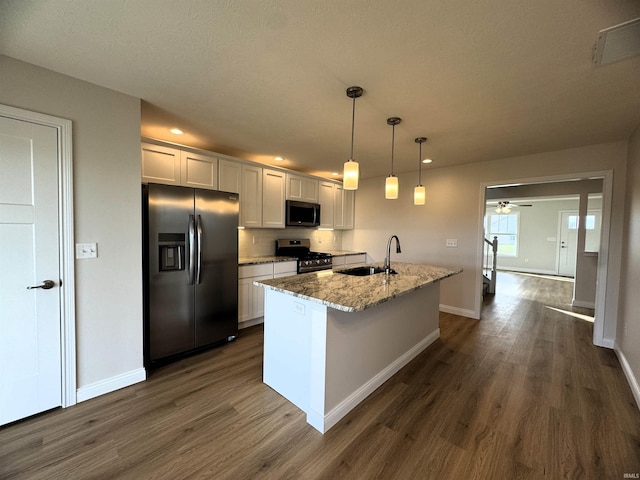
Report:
477,172,611,347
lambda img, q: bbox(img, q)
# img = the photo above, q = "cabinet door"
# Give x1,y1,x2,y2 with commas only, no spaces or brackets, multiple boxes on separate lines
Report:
286,174,318,202
301,178,319,202
343,189,355,229
331,255,346,269
219,159,242,194
286,174,303,200
334,184,345,229
263,169,285,228
141,143,181,185
252,275,270,318
238,277,253,323
241,165,263,227
181,151,218,189
318,182,335,228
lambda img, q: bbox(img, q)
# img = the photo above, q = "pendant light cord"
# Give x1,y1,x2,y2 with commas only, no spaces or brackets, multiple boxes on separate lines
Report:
391,124,395,175
350,95,356,160
418,141,422,185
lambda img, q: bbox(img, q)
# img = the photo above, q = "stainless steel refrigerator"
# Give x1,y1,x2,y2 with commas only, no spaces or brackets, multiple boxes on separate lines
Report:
143,183,239,367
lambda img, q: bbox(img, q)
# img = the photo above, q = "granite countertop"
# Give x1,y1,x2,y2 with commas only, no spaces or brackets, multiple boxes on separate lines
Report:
254,262,462,313
239,255,297,266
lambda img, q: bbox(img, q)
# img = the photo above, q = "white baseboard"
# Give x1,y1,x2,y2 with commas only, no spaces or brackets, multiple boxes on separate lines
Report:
439,304,478,319
572,299,596,309
76,368,147,403
320,328,440,433
614,343,640,411
599,337,614,349
498,267,559,275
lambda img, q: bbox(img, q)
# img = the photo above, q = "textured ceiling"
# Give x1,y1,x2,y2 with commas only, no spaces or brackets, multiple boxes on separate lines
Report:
1,0,639,180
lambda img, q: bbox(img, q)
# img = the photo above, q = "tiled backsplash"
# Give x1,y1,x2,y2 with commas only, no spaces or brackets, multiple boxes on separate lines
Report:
239,228,343,257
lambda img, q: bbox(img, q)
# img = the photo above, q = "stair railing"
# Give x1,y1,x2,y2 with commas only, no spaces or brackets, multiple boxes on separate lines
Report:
483,236,498,294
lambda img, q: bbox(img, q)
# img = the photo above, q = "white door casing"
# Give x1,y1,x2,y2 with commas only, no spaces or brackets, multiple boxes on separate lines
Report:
0,104,76,424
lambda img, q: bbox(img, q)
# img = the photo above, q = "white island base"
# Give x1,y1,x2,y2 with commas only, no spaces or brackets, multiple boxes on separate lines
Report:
262,282,441,433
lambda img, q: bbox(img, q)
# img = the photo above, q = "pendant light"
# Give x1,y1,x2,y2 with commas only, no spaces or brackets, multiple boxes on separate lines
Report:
414,137,427,205
343,86,363,190
385,117,401,199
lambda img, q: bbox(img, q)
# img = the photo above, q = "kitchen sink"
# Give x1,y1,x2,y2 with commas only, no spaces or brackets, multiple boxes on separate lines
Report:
336,266,397,276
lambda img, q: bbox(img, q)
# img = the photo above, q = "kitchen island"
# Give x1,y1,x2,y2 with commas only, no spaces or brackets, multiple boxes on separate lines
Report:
255,262,461,433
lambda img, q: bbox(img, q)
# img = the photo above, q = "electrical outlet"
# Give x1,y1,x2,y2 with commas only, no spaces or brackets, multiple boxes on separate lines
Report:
76,242,98,259
294,302,305,315
446,239,458,248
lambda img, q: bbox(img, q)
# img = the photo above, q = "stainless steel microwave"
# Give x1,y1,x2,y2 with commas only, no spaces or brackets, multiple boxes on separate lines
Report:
286,200,321,227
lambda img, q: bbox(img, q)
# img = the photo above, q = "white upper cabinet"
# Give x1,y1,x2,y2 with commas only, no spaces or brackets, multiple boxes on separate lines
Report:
343,189,355,229
335,187,354,230
141,143,181,185
262,169,286,228
286,174,319,203
241,165,263,228
181,151,218,189
319,181,355,230
142,141,353,229
141,143,218,190
334,184,345,229
318,181,335,228
218,159,242,194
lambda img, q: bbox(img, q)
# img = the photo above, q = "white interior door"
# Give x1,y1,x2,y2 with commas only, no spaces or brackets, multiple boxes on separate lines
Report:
558,211,578,277
0,116,62,426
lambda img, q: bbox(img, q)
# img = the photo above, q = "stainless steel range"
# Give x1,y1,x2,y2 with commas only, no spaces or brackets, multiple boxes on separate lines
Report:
276,239,332,274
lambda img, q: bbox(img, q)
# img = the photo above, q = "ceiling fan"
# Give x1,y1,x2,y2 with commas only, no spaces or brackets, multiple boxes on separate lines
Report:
488,200,533,213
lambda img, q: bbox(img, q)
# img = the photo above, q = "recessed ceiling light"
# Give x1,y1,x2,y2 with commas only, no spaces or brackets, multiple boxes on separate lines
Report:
169,128,184,135
274,156,285,161
422,158,433,164
332,172,340,176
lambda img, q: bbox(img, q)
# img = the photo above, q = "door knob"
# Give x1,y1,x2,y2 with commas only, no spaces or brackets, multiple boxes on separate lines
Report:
27,280,55,290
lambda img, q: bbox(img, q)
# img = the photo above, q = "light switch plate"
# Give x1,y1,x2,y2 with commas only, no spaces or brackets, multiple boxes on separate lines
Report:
76,242,98,259
446,239,458,248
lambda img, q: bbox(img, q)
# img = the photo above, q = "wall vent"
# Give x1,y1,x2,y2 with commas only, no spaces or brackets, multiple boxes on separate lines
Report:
593,17,640,66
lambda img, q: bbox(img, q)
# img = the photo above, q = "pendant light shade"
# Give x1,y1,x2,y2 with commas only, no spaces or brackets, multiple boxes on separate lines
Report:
385,175,399,199
385,117,401,200
343,159,359,190
414,137,427,205
414,186,426,205
343,86,363,190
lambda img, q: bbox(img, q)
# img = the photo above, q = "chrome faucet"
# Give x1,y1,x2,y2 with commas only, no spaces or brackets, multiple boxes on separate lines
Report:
383,235,401,274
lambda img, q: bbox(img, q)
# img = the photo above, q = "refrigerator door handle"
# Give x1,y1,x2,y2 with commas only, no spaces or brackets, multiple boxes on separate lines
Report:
188,214,196,285
196,215,203,284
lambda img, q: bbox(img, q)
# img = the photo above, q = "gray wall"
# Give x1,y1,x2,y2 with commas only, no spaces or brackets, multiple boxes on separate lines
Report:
0,55,143,390
618,122,640,407
489,198,579,274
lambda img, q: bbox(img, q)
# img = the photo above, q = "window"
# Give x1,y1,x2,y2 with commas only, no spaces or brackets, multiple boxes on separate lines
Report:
487,212,519,257
566,211,601,252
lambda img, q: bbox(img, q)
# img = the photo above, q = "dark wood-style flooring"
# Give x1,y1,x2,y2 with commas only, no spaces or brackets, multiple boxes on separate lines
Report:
2,272,639,479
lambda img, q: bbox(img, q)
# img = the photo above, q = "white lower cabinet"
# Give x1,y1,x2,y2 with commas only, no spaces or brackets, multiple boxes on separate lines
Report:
332,254,367,269
238,261,297,328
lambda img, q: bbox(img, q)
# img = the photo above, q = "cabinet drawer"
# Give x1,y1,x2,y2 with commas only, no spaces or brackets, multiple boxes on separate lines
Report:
274,261,297,275
345,254,366,265
239,263,273,278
